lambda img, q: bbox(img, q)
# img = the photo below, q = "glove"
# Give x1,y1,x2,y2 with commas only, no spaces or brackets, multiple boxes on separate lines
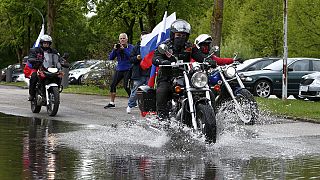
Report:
204,59,217,68
161,60,172,65
235,58,244,63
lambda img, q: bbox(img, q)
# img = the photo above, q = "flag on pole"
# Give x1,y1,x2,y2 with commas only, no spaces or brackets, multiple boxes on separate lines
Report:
33,24,45,48
140,12,176,87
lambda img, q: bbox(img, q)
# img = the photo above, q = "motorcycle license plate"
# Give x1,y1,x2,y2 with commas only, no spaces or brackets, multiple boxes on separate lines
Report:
299,86,308,92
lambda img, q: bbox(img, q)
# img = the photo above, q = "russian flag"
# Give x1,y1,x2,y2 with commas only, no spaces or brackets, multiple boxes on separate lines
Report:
140,12,176,88
33,24,45,48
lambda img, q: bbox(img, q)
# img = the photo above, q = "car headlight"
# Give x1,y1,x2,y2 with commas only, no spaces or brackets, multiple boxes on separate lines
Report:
191,72,208,88
242,76,253,82
224,66,236,78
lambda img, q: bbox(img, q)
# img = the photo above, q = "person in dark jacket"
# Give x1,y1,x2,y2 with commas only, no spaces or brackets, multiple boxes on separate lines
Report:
126,31,150,113
152,19,208,120
104,33,134,109
24,34,63,101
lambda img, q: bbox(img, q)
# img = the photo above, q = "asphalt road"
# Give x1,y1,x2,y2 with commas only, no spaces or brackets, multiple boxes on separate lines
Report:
0,85,140,125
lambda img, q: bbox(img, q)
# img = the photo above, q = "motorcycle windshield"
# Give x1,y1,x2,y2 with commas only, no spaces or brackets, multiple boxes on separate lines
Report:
43,52,62,69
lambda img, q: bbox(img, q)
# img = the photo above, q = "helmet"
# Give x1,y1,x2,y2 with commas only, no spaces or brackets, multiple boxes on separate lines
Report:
40,34,52,45
170,19,191,40
194,34,212,49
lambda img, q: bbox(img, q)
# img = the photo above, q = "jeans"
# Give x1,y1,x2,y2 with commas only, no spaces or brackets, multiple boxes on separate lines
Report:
128,76,148,108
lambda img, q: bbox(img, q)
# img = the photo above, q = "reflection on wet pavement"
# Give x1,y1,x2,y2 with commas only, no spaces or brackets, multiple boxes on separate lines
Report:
0,112,320,179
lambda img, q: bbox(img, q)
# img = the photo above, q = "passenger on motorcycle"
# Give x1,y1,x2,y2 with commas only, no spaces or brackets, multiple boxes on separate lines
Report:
24,34,65,101
152,19,208,120
194,34,243,65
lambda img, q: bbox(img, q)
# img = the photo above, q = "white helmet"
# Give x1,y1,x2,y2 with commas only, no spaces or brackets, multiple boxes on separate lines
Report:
40,34,52,45
194,34,212,49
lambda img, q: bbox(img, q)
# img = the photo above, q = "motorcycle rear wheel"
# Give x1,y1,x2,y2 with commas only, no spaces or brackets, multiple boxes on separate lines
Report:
47,86,60,116
196,103,217,143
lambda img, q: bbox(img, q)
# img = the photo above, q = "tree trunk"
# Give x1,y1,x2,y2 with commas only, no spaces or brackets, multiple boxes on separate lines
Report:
211,0,224,49
47,0,55,39
147,1,157,30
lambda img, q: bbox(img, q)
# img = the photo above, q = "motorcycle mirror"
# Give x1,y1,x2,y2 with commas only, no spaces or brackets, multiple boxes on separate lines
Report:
62,52,70,60
157,44,169,54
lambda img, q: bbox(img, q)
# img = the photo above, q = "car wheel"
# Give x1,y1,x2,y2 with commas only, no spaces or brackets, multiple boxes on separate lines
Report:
253,80,272,98
78,75,83,85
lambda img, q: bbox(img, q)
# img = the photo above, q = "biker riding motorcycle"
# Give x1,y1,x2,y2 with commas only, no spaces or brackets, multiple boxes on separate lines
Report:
152,19,213,120
194,34,243,65
24,34,66,101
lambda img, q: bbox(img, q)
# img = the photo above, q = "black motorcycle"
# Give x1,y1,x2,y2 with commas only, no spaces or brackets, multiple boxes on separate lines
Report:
138,44,217,143
31,53,65,116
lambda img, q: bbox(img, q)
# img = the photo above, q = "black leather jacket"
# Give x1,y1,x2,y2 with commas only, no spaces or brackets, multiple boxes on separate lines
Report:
152,39,206,82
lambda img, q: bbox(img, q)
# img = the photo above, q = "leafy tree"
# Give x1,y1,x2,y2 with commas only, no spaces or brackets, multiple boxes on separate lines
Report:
288,0,320,58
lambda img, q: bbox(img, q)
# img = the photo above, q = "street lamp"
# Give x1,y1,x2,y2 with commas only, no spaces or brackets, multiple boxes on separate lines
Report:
31,6,45,26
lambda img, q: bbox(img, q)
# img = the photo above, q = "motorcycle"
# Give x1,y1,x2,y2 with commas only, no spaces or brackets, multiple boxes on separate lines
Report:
31,52,65,116
208,53,259,125
137,44,217,143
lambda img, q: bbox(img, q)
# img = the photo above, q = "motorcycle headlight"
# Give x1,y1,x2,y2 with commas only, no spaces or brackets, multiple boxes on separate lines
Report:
48,68,58,73
191,72,208,88
224,66,236,78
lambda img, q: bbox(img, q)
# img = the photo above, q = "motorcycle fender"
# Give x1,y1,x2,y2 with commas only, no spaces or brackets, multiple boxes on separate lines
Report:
45,83,58,105
234,87,245,95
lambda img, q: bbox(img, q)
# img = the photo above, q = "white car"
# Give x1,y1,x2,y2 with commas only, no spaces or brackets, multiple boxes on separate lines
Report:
299,72,320,101
68,60,103,84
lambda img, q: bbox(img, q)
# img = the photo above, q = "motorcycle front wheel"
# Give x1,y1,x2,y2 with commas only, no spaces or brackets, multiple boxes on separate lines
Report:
47,86,60,116
31,93,41,113
196,103,217,143
235,88,259,125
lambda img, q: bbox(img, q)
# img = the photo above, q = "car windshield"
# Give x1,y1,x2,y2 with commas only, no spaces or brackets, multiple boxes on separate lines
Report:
237,58,261,70
263,59,295,70
73,60,99,69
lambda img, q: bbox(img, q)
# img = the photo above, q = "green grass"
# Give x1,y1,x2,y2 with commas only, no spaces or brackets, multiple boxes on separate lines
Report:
0,81,26,87
256,97,320,122
62,85,128,97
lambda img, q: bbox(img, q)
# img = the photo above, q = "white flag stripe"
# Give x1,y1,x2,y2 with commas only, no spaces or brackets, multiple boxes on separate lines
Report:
33,24,45,48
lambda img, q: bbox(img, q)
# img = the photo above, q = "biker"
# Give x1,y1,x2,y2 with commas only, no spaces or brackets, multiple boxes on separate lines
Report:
152,19,211,120
24,34,65,101
194,34,243,65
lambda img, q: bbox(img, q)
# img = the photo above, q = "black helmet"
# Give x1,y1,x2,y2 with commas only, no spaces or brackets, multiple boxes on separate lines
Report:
170,19,191,40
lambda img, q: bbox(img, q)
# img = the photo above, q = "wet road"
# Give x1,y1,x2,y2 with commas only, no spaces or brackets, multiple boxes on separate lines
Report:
1,85,320,179
0,85,139,126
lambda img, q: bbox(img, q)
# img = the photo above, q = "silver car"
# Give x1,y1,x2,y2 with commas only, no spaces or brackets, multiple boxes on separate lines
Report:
299,72,320,101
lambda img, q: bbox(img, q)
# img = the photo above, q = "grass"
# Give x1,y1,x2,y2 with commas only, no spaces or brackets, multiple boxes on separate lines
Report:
256,97,320,122
63,85,128,97
0,81,26,87
1,81,320,122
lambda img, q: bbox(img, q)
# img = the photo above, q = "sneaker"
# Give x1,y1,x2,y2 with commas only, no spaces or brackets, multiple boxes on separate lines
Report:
104,103,115,109
126,106,132,114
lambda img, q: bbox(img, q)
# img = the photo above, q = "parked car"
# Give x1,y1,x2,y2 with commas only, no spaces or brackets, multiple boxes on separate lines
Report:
1,63,23,81
69,60,85,70
81,61,116,86
68,60,103,85
236,57,280,72
298,72,320,101
240,58,320,98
